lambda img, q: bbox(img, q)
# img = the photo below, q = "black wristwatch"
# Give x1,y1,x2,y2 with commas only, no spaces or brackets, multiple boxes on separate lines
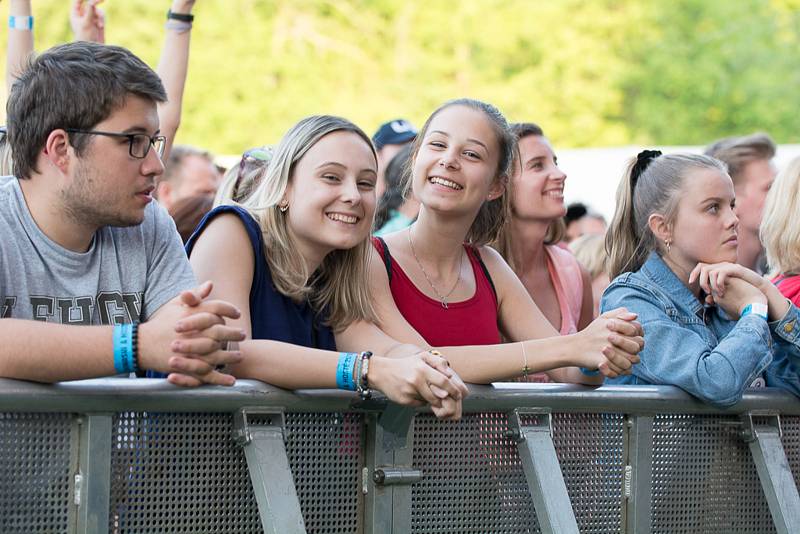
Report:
167,9,194,23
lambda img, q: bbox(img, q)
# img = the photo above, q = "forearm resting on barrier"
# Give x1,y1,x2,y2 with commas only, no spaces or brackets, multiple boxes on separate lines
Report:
0,319,115,382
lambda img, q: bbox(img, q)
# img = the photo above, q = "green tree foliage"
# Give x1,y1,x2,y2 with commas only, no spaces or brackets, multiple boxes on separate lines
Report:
1,0,798,153
621,0,800,145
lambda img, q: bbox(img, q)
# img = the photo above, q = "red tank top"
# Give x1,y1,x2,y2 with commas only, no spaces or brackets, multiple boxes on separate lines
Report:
372,237,501,346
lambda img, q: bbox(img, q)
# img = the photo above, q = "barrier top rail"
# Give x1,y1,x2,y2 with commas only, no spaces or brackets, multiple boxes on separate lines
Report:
1,377,799,415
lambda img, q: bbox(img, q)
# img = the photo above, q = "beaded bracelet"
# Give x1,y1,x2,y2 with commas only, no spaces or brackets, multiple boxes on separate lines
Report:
357,352,373,400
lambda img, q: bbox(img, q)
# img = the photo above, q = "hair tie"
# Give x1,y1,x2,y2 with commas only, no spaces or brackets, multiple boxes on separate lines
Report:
631,149,662,188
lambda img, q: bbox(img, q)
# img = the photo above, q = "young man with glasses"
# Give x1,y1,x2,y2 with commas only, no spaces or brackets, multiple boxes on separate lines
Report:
0,41,244,386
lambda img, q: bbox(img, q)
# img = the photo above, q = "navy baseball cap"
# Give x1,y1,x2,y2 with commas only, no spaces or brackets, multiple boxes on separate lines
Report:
372,119,417,151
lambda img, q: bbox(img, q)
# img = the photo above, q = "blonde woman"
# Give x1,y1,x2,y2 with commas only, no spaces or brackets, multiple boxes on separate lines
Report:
603,150,800,407
761,156,800,305
187,115,467,419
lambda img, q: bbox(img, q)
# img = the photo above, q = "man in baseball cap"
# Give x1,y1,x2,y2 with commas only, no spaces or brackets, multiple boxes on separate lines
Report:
372,119,417,198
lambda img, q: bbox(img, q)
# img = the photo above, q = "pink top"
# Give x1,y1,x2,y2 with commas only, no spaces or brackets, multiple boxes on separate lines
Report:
526,245,585,383
545,244,584,335
772,274,800,307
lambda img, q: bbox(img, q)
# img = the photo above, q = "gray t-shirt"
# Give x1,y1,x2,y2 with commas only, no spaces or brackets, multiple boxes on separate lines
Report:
0,176,196,324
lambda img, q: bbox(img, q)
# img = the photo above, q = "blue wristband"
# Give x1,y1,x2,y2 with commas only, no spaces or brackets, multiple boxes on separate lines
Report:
9,16,33,30
580,367,601,376
336,352,358,391
113,324,136,374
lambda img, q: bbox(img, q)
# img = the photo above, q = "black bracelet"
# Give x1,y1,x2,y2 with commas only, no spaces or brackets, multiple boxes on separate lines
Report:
167,9,194,23
131,321,143,377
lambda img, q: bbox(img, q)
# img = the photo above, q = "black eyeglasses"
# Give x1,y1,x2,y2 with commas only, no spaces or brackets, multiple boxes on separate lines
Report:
64,128,166,159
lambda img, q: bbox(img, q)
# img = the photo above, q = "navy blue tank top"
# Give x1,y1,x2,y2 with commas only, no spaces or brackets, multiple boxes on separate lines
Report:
185,205,336,350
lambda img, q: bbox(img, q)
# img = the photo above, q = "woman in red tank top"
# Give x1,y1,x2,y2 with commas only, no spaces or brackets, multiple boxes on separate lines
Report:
367,99,644,384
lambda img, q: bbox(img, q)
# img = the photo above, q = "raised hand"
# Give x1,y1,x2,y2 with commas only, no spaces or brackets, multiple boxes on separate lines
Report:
70,0,105,43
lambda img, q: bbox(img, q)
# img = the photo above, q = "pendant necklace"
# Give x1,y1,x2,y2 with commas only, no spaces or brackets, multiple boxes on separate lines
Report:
407,227,462,309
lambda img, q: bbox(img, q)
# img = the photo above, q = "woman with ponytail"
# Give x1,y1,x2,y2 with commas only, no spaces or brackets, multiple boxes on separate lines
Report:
603,151,800,407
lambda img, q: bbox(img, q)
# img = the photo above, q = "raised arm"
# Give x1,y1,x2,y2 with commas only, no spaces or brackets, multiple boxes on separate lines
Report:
6,0,34,94
156,0,196,161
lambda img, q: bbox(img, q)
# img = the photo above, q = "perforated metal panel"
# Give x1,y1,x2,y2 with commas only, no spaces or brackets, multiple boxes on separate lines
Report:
107,411,363,534
552,413,624,533
108,412,261,533
652,414,774,534
0,412,74,534
285,412,364,534
410,412,624,533
412,412,536,533
782,415,800,483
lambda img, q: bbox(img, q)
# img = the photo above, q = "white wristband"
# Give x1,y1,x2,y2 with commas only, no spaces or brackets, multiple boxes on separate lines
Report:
9,16,34,30
741,302,768,320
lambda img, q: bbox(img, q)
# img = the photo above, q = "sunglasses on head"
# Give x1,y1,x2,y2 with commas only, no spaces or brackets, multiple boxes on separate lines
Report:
233,146,273,200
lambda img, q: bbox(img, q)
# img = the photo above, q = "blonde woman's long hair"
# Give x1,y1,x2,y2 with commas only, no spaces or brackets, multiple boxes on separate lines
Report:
217,115,377,331
761,156,800,276
605,152,727,279
493,122,565,273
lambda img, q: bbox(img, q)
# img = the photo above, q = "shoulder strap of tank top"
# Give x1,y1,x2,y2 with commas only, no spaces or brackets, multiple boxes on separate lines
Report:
468,245,498,302
373,236,393,283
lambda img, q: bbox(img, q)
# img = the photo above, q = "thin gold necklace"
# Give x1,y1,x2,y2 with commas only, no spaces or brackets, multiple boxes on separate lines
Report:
407,227,463,309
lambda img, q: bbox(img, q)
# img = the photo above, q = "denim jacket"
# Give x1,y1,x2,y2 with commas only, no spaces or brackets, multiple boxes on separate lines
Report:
602,252,800,407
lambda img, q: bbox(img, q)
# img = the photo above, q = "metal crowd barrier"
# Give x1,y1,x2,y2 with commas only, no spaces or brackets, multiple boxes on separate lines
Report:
1,378,799,534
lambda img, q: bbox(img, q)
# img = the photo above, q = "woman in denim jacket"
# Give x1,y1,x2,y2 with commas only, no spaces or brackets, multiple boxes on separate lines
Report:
601,151,800,408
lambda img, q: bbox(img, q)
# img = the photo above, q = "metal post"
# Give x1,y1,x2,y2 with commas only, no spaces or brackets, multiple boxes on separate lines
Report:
364,405,417,534
233,408,306,534
75,414,112,534
508,408,579,534
621,415,653,534
741,412,800,534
